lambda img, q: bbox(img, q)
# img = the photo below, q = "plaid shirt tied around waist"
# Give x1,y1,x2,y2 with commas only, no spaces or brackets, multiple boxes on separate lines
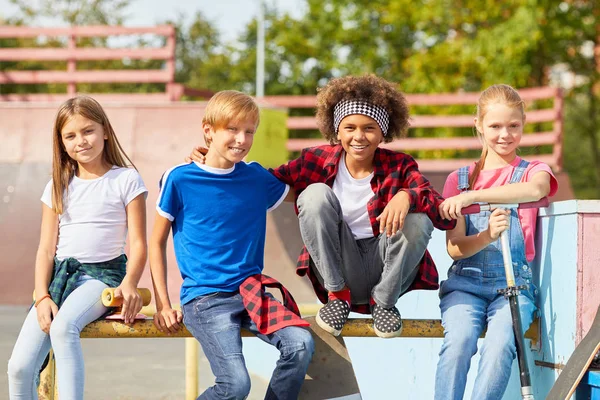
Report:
46,254,128,308
271,144,456,314
240,274,310,335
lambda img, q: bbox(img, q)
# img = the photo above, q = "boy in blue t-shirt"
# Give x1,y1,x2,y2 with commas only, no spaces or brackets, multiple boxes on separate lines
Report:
149,90,314,400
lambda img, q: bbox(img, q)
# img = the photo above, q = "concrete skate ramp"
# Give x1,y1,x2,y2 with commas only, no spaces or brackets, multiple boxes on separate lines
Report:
0,103,316,305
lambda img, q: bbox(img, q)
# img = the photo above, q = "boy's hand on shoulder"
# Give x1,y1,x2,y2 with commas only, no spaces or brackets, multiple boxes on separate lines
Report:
486,208,510,241
185,145,208,164
439,192,474,220
114,283,143,324
377,191,410,237
153,307,183,334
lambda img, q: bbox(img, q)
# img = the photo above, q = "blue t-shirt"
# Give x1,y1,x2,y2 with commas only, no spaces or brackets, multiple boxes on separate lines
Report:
156,161,289,305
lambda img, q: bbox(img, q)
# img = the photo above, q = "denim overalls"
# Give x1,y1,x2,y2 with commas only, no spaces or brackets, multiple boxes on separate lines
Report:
434,159,538,400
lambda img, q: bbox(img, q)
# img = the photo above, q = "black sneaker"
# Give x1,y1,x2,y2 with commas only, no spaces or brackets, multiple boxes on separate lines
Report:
316,299,350,336
371,304,402,338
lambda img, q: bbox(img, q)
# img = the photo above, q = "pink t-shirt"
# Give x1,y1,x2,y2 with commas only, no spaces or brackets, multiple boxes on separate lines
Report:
442,157,558,262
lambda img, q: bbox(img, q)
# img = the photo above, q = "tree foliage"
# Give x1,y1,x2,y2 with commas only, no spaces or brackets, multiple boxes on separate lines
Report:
1,0,599,196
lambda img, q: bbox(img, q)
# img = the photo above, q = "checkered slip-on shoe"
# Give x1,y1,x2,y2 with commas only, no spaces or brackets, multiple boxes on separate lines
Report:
371,304,403,338
316,299,351,336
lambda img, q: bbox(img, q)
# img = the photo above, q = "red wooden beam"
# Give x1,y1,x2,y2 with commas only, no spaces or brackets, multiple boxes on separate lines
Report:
0,25,174,38
0,47,173,61
286,132,558,152
263,95,317,108
0,70,171,84
263,87,560,109
287,109,557,130
0,93,172,103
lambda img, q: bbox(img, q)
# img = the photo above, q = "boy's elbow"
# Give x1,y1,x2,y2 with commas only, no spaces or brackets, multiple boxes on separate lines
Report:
148,238,166,255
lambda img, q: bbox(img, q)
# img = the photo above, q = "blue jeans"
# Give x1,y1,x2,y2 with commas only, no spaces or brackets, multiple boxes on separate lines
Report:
7,275,109,400
183,291,314,400
434,274,537,400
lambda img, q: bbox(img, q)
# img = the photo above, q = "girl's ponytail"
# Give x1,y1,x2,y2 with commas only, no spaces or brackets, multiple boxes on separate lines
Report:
468,146,487,189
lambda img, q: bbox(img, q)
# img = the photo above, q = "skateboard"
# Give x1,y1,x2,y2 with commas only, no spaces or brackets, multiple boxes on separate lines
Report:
547,304,600,400
102,287,152,320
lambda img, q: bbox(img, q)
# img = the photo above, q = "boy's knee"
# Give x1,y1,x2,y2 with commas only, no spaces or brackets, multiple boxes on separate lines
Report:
402,213,434,239
297,183,334,214
281,328,315,362
216,373,251,400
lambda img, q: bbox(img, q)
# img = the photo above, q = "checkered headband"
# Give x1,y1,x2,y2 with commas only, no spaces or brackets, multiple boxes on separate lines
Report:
333,100,390,136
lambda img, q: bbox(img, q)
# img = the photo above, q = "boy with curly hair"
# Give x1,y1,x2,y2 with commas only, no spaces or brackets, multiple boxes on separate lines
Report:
190,75,455,338
272,75,455,337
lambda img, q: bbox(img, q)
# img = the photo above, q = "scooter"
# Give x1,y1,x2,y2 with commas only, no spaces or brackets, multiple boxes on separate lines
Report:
461,197,549,400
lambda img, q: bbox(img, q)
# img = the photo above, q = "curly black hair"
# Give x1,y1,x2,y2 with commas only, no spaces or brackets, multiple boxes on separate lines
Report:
315,74,410,144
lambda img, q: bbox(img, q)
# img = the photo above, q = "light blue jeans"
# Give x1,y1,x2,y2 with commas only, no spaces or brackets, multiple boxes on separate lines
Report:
434,205,537,399
434,283,536,400
7,275,109,400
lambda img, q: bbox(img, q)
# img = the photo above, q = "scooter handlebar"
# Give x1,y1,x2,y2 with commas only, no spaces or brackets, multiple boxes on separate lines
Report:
461,197,549,215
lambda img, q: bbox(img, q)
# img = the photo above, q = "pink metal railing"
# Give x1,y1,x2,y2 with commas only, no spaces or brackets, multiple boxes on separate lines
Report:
264,86,564,172
0,25,184,101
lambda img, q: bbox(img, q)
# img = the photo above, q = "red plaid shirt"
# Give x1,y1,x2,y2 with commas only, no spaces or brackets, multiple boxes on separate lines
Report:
271,144,456,314
240,274,309,335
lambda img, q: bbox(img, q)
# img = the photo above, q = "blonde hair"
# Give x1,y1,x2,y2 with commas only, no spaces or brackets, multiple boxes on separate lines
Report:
202,90,260,147
51,96,135,214
469,84,525,188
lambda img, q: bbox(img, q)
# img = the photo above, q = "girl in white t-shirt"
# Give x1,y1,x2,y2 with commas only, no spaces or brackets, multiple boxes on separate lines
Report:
8,96,148,400
433,84,558,400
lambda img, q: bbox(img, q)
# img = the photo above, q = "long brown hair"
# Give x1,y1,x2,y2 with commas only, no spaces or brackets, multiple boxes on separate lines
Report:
51,96,135,214
469,84,525,188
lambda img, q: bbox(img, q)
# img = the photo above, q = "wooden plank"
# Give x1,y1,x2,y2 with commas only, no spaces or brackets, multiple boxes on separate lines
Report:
263,95,317,108
80,317,540,339
286,132,558,152
263,87,560,108
0,47,173,61
0,25,174,38
0,69,172,84
0,93,173,103
287,109,557,130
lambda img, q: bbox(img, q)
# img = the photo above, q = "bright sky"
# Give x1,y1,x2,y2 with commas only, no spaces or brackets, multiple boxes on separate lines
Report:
0,0,306,43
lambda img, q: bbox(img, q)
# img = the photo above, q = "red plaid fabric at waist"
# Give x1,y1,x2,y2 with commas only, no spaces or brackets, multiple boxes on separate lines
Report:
239,274,310,335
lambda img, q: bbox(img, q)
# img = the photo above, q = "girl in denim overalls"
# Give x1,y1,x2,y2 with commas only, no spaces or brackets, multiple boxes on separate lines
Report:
433,84,558,400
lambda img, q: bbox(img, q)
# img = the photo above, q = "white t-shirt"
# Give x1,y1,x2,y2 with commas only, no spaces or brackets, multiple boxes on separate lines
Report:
41,166,148,263
332,154,375,239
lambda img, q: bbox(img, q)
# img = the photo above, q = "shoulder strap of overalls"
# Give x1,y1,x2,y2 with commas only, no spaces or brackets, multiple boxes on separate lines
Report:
457,166,470,192
509,159,530,183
